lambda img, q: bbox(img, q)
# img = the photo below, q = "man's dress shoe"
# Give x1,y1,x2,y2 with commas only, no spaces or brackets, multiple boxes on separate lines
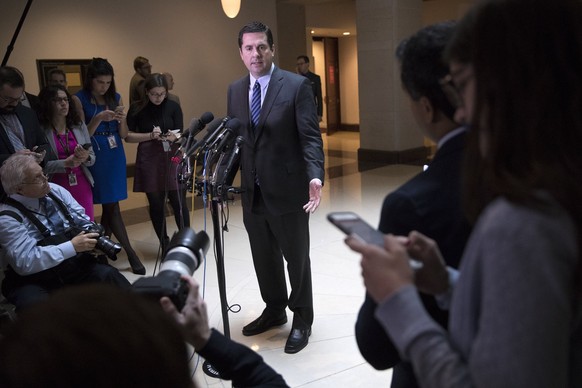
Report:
242,312,287,336
284,327,311,354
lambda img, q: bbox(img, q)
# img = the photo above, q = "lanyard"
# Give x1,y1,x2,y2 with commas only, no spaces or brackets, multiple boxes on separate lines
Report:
53,126,71,156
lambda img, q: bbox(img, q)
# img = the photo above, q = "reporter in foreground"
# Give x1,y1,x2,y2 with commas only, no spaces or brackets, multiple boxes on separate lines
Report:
0,275,288,387
346,0,582,387
161,276,288,387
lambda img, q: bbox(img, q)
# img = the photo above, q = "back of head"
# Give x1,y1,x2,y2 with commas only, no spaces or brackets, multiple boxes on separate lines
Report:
0,66,25,89
0,284,193,388
397,21,456,121
238,21,274,49
446,0,582,225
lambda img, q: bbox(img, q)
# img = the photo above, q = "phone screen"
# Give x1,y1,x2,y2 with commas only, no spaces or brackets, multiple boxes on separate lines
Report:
327,212,385,246
327,211,423,270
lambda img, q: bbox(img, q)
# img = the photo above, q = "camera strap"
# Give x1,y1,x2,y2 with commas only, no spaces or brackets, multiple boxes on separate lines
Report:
1,197,51,238
1,192,75,238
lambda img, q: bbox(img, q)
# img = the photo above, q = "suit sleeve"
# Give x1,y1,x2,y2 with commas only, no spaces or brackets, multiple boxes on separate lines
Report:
295,78,324,184
355,192,421,369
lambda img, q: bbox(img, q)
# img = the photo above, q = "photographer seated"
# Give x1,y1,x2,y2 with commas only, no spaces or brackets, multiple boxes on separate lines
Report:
0,154,130,312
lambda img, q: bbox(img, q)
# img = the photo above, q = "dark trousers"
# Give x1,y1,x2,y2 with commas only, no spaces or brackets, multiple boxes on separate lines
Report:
146,189,190,243
2,254,131,312
242,187,313,328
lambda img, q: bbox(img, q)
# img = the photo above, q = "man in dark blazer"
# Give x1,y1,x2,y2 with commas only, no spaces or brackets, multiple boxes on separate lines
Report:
227,21,324,354
354,22,472,387
0,66,49,199
296,55,323,121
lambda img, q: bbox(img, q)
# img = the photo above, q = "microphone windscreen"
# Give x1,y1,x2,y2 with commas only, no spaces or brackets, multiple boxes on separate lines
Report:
185,117,199,134
200,111,214,125
227,117,241,132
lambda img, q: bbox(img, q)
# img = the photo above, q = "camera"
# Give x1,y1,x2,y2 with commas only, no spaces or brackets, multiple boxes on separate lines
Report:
64,222,122,261
37,220,121,261
132,228,210,310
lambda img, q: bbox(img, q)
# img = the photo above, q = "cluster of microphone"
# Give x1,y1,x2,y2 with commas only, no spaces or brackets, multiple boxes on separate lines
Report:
175,112,245,197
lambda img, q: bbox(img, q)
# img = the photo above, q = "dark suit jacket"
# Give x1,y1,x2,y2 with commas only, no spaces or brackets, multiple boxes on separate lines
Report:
226,67,324,216
302,71,323,117
355,130,472,371
0,105,49,197
24,92,40,114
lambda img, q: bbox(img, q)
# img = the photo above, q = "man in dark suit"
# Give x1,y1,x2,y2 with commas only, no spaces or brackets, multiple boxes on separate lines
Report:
0,66,49,198
296,55,323,122
227,21,324,354
354,22,472,387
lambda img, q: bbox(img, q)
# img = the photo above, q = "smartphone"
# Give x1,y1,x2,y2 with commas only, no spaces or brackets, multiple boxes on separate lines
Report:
81,143,92,150
32,144,49,153
327,211,423,270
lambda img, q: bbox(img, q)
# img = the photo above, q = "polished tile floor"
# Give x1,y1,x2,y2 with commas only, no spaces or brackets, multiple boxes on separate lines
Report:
105,131,423,387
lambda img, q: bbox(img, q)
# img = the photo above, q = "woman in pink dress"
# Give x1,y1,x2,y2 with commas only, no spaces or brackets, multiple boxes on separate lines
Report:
38,85,96,220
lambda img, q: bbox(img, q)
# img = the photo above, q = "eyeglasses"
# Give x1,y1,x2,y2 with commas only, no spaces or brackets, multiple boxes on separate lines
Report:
0,94,23,105
22,173,49,185
439,74,464,109
148,91,166,98
52,97,69,104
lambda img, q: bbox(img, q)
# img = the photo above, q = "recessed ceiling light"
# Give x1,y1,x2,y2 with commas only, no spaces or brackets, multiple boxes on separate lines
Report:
311,30,315,34
342,32,351,36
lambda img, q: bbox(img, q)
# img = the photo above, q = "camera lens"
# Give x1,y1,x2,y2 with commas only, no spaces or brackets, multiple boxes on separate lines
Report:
96,236,122,260
159,228,209,276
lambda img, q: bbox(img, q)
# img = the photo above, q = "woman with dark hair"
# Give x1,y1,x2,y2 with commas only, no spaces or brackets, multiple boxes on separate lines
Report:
38,85,95,219
347,0,582,387
126,73,189,253
72,57,145,274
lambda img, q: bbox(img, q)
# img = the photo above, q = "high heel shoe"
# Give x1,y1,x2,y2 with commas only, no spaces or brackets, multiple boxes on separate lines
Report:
128,254,146,275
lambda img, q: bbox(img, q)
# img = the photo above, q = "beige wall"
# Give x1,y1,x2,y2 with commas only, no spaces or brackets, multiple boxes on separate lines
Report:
0,0,278,162
1,0,476,161
423,0,474,25
339,36,359,125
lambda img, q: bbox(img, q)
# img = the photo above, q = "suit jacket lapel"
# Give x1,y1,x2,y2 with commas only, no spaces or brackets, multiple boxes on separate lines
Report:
253,67,283,144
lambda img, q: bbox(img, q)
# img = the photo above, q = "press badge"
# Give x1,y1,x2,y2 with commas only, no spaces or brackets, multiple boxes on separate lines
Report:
107,135,118,149
68,172,78,186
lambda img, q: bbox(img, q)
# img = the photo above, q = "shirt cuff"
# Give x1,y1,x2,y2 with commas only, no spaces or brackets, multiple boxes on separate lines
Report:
434,267,459,310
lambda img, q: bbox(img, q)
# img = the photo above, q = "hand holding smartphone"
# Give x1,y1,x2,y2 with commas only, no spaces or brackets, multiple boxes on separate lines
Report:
327,211,423,270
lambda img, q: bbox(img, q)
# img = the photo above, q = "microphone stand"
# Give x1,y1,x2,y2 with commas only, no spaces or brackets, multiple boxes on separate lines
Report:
209,188,230,338
197,152,235,380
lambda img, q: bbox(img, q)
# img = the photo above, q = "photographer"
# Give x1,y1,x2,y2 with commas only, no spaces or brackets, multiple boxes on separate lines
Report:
0,154,130,312
0,276,288,387
161,276,288,387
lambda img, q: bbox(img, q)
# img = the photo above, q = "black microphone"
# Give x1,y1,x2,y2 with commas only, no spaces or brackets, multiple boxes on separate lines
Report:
208,118,241,155
182,112,214,150
206,119,241,168
219,135,245,187
186,116,230,158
